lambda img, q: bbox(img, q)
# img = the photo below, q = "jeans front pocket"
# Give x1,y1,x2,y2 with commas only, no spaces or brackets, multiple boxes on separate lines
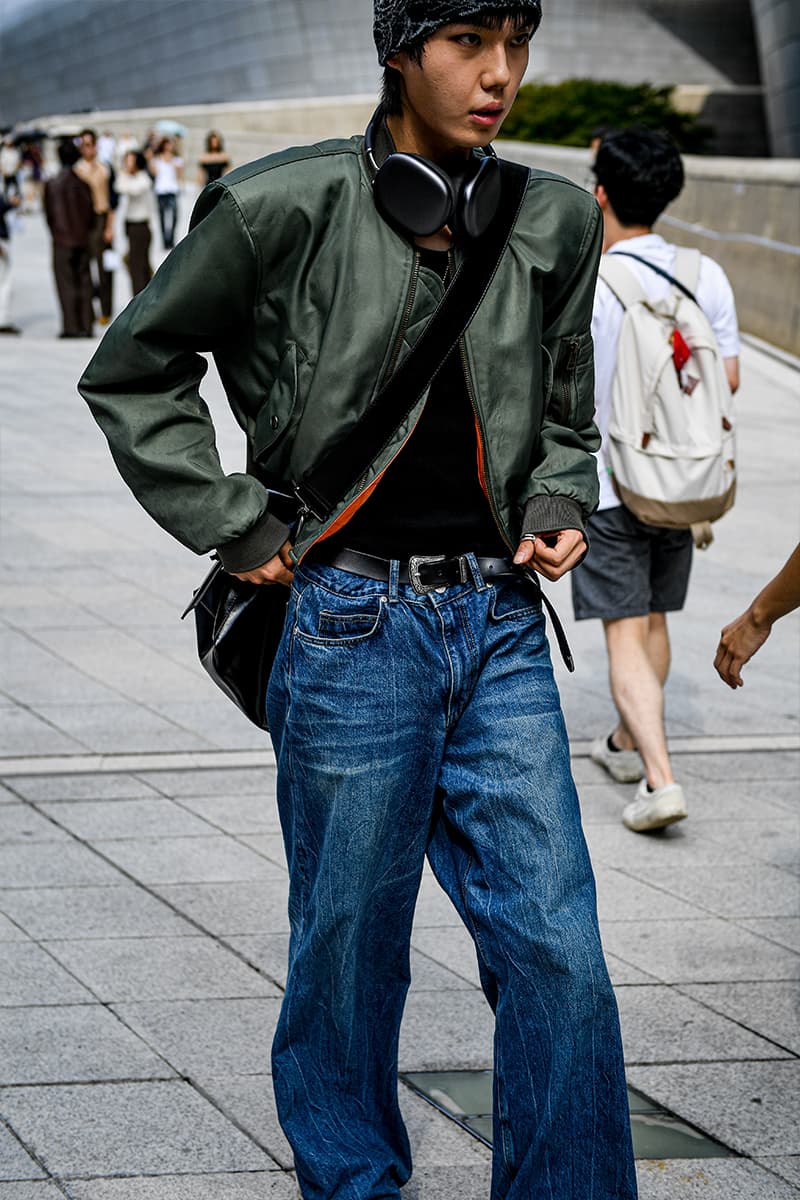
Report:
294,590,386,647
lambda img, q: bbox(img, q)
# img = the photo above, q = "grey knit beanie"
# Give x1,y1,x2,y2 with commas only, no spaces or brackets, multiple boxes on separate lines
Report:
374,1,542,65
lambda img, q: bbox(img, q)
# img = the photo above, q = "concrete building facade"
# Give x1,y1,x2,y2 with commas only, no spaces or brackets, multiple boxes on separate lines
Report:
0,0,796,155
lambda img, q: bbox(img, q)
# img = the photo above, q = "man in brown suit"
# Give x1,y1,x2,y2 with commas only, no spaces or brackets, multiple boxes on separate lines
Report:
44,141,95,338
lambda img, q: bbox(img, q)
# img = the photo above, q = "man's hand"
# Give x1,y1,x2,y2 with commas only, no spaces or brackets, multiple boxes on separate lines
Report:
513,529,586,581
714,610,771,689
233,540,294,587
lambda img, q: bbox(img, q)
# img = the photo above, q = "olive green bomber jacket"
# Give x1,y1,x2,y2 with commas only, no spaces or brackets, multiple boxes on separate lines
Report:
78,135,602,571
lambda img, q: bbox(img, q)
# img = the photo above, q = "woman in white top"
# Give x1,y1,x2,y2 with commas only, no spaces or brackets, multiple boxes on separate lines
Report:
116,150,154,295
150,137,183,250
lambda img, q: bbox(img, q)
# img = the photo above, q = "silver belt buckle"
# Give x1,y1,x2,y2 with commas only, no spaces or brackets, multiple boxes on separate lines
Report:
408,554,468,595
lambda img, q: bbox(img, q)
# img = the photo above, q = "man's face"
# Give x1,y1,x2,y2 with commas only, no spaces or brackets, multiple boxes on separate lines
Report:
80,134,96,161
389,20,532,157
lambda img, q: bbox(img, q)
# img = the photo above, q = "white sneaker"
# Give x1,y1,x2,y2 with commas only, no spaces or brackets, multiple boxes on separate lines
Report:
590,733,644,784
623,780,688,833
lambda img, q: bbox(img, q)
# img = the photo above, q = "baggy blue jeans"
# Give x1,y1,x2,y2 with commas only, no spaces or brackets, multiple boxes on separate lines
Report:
266,557,637,1200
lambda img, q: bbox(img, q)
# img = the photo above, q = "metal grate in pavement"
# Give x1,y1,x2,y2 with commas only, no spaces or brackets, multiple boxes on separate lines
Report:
401,1070,736,1159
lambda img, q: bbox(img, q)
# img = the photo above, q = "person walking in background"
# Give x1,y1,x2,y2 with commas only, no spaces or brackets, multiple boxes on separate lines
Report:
79,2,638,1195
573,127,740,833
75,128,115,325
1,137,21,200
116,150,153,296
97,130,117,166
715,543,800,688
197,130,231,187
150,137,183,250
44,140,94,338
0,188,22,334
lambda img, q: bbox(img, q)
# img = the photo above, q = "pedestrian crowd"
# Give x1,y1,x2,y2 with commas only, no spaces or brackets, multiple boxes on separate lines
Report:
0,124,231,339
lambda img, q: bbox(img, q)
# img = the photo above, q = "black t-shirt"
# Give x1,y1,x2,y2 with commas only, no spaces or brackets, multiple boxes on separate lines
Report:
322,249,505,560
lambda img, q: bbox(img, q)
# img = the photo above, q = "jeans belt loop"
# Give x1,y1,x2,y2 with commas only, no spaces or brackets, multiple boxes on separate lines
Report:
388,558,400,601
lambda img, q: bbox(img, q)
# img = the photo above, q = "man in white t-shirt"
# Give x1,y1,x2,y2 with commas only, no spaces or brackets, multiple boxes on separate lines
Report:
572,127,740,833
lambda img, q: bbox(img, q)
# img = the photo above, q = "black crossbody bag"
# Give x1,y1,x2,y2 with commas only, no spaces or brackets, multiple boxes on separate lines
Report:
183,161,534,729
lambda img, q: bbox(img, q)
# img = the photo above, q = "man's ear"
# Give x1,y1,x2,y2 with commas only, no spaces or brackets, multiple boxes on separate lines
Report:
594,183,609,211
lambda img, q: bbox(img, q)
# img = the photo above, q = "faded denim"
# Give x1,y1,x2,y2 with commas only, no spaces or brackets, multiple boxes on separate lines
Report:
266,557,637,1200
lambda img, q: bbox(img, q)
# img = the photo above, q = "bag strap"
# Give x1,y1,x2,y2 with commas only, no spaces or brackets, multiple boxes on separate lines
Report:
294,159,530,523
597,255,650,310
610,250,699,305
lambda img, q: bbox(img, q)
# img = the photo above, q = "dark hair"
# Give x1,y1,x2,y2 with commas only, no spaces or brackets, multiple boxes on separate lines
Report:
79,128,97,143
124,148,148,172
381,6,539,117
593,126,684,227
206,130,224,151
58,139,81,167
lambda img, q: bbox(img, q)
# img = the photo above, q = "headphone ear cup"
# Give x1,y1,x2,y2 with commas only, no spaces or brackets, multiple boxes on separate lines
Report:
454,155,502,240
372,153,457,239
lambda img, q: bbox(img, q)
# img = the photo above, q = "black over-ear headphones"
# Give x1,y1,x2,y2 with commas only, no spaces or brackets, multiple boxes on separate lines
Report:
364,108,502,241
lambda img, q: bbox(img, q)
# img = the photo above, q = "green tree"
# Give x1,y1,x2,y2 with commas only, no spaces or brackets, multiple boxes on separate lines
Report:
501,79,713,154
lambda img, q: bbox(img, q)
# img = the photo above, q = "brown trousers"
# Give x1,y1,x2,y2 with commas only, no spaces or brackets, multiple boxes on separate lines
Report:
53,244,93,335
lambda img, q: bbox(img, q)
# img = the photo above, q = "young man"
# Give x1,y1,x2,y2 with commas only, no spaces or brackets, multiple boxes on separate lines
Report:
74,128,115,324
574,128,740,833
79,5,637,1197
44,140,95,338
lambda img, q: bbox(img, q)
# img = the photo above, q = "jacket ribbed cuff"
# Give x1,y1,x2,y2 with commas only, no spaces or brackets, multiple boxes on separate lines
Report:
521,495,586,538
217,508,291,573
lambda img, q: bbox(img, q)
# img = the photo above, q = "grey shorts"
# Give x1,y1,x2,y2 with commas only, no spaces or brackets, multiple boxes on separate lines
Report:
571,505,693,621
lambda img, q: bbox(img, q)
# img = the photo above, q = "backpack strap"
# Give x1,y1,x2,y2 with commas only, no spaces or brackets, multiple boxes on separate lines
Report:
597,254,650,310
672,246,702,297
610,250,699,305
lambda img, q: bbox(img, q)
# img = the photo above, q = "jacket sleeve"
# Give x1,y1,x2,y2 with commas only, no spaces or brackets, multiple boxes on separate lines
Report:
521,196,602,538
77,184,290,570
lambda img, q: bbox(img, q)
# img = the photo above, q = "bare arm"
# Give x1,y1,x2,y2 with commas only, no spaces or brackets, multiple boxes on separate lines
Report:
724,356,740,395
714,543,800,688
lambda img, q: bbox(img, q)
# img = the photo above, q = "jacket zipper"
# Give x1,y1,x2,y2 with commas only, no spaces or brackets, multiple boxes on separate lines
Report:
294,251,422,561
559,336,581,424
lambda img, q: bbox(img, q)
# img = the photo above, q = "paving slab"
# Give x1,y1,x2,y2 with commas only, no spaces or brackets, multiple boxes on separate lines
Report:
679,981,800,1055
0,1126,46,1182
759,1157,800,1189
600,917,800,984
0,886,193,941
0,843,122,890
636,1158,800,1199
91,836,281,885
167,792,282,835
627,1060,800,1157
0,943,94,1006
584,822,750,870
0,1081,274,1178
398,991,494,1072
42,937,280,1002
67,1176,295,1200
1,775,161,802
139,768,276,799
410,925,481,988
153,879,289,936
615,984,792,1064
738,917,800,953
0,914,27,942
38,799,218,842
191,1075,293,1168
29,704,212,756
235,833,288,871
688,818,800,874
640,862,800,919
0,807,71,845
0,1185,64,1199
113,998,282,1076
593,865,702,922
0,1005,174,1085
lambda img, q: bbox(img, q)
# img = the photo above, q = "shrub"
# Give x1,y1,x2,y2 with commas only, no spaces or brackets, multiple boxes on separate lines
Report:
501,79,713,154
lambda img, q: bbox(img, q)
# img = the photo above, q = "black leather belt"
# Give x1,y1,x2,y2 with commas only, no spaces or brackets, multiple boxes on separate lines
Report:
319,547,575,673
325,548,515,595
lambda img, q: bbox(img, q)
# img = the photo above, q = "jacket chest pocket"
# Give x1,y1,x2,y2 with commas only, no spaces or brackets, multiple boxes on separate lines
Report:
253,343,300,461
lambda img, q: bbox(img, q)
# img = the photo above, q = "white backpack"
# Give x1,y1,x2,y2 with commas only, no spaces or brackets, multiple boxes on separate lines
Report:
598,248,736,529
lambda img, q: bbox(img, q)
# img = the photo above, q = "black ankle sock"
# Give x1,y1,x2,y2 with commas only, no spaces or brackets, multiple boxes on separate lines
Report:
607,734,621,753
646,783,654,794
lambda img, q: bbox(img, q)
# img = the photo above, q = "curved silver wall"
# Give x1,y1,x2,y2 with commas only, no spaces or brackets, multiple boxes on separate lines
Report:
752,0,800,156
0,0,794,155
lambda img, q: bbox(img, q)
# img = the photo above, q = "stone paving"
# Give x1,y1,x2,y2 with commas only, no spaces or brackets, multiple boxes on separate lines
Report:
0,185,798,1198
